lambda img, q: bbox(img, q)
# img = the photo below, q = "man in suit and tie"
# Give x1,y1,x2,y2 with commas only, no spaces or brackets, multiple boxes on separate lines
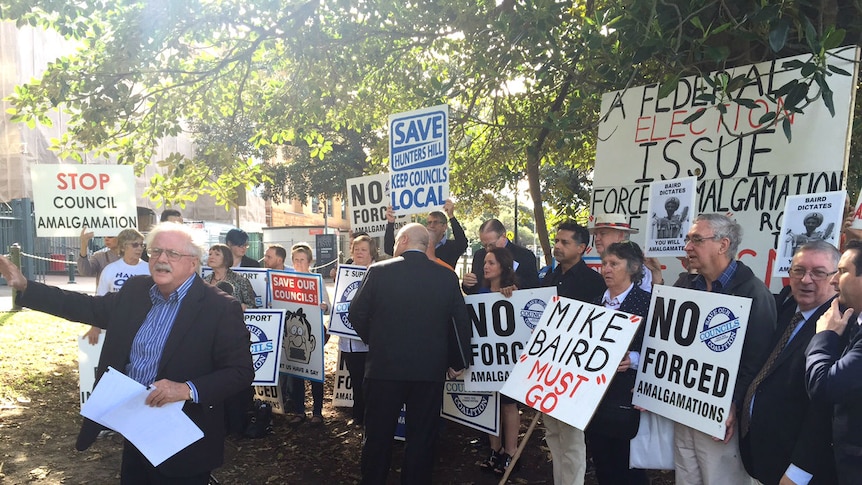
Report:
806,239,862,484
462,218,539,293
349,223,471,485
0,223,253,484
740,240,840,485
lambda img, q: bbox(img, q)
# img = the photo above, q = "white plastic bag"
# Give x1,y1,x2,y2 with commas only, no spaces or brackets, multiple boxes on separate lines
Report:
629,411,675,470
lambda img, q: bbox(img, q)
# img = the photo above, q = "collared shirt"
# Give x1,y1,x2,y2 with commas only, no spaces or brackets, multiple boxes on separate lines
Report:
693,259,738,292
601,283,634,310
126,274,196,389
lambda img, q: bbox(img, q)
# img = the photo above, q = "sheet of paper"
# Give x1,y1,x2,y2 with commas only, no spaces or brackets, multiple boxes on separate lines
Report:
80,367,204,466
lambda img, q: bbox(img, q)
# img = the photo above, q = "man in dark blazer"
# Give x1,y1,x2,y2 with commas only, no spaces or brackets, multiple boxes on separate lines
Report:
807,239,862,484
740,240,839,485
384,198,468,268
349,223,470,485
462,218,539,294
0,223,253,484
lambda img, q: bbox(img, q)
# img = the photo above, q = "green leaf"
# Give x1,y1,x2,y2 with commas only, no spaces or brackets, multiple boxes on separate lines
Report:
782,117,792,142
822,28,846,50
703,45,730,62
758,112,777,125
800,62,817,77
682,108,707,124
658,74,680,99
768,18,790,52
690,16,704,34
828,64,851,76
735,98,758,109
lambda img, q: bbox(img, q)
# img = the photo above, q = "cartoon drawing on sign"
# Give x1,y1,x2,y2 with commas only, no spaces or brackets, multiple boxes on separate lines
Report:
286,308,316,364
652,197,689,239
783,212,834,257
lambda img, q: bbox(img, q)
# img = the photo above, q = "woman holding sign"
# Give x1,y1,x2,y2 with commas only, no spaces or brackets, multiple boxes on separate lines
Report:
477,246,522,476
586,241,650,485
338,235,378,426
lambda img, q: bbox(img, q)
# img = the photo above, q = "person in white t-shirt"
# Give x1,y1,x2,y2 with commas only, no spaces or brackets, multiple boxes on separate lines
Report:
83,229,150,344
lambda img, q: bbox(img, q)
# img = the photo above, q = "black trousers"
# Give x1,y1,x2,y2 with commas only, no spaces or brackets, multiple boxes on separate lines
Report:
120,441,210,485
585,429,649,485
342,351,367,421
360,378,444,485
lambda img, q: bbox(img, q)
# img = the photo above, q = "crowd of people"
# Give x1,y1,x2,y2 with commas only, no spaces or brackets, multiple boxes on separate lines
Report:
5,201,862,485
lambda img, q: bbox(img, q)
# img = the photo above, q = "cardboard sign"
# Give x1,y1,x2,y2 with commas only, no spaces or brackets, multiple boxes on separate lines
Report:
500,296,643,430
388,104,450,215
633,285,752,439
268,270,326,383
328,264,367,339
78,334,104,408
245,309,286,385
31,164,139,237
332,350,354,407
440,379,500,436
645,177,697,256
774,190,845,277
592,46,858,291
254,385,285,415
464,288,557,392
201,267,268,309
346,173,409,237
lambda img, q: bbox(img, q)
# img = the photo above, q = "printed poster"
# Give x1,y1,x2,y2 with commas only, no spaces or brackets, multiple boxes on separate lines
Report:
774,190,845,277
346,173,409,237
268,270,326,383
329,264,367,339
645,177,697,257
244,309,286,385
441,379,500,436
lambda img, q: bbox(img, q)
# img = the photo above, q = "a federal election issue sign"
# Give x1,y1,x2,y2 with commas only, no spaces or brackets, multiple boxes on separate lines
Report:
388,104,450,216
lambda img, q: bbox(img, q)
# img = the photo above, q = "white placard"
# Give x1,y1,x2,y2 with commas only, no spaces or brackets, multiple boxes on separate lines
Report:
202,267,268,309
332,351,353,407
774,190,845,277
245,309,286,385
31,164,139,237
464,288,557,392
644,177,697,256
346,173,408,237
388,104,450,216
328,264,367,339
268,270,326,383
500,296,643,430
440,379,500,436
593,47,858,291
254,385,285,415
633,285,751,439
78,335,104,408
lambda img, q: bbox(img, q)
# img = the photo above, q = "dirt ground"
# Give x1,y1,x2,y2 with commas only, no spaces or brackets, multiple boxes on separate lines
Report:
0,309,674,484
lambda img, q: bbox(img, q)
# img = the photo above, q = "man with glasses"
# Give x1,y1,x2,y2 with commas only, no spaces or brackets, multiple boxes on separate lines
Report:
806,239,862,483
0,223,253,483
462,218,539,294
383,198,468,268
740,240,839,485
673,213,776,484
226,228,260,268
589,213,663,289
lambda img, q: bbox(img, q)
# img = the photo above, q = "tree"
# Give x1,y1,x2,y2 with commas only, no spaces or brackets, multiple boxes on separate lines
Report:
3,0,860,261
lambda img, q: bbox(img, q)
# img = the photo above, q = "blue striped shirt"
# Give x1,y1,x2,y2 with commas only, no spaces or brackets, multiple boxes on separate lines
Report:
693,259,737,292
126,274,197,388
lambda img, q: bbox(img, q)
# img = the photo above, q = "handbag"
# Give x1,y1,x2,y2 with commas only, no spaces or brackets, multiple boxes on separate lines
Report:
629,411,675,470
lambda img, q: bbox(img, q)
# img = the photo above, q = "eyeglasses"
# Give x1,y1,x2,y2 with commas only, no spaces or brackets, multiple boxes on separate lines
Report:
147,247,195,262
126,242,143,248
683,234,721,245
788,267,838,281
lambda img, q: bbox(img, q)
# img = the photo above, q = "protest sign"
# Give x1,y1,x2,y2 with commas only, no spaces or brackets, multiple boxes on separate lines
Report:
31,164,138,237
593,46,858,291
389,104,449,216
245,309,286,385
633,285,751,439
500,296,643,430
332,350,354,407
774,190,845,277
268,270,326,383
346,173,409,237
254,385,285,415
644,177,697,257
78,335,103,408
328,264,367,339
440,379,500,436
851,188,862,230
464,287,557,392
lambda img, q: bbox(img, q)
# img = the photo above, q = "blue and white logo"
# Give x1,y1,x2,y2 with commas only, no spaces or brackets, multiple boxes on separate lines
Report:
520,298,547,330
699,307,741,353
246,324,274,371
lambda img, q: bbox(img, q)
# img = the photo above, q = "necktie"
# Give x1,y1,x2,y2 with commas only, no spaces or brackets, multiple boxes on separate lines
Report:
739,311,804,436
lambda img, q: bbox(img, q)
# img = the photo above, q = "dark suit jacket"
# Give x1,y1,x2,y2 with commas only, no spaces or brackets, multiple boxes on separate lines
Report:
349,250,471,382
464,241,539,294
807,313,862,485
17,275,253,477
741,295,838,485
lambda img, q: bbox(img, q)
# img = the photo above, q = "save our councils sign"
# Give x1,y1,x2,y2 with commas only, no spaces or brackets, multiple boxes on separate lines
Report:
388,104,449,216
592,46,859,291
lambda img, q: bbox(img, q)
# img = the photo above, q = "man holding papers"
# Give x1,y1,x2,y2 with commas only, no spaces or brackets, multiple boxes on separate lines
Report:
0,223,253,484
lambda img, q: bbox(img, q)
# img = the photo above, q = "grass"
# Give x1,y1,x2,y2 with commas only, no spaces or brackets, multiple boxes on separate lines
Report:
0,310,84,406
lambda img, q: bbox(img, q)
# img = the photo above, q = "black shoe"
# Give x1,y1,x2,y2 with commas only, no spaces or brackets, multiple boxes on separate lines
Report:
479,449,501,472
493,452,520,476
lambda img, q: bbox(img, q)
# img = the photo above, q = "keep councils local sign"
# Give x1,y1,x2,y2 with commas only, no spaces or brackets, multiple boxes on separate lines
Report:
388,104,450,216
